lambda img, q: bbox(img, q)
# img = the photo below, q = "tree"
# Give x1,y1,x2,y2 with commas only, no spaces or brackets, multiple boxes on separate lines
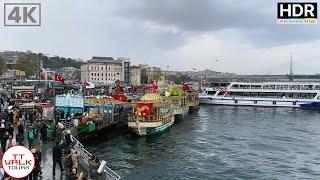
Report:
71,69,81,81
15,52,40,77
168,74,191,84
150,68,164,84
141,68,148,84
0,57,6,75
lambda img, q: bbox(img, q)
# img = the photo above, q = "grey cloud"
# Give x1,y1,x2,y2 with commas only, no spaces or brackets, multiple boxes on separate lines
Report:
116,0,320,46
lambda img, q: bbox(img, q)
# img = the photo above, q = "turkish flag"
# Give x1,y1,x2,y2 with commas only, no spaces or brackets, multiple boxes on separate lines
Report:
55,73,65,84
137,102,153,116
110,94,128,102
182,83,190,91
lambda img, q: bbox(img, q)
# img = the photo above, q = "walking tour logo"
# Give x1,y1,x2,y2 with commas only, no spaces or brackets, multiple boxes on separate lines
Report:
2,146,35,178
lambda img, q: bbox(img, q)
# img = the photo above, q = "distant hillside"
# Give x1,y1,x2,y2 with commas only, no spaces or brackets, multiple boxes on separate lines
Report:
42,56,85,69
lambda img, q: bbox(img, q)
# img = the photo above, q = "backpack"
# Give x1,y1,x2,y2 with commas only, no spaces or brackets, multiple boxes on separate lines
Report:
28,130,35,140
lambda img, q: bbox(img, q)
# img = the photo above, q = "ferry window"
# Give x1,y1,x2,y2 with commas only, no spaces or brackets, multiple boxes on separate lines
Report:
217,91,225,95
208,91,216,95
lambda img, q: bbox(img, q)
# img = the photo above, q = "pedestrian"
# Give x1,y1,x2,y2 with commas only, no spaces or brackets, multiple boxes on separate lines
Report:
40,121,48,144
88,155,100,180
5,135,16,150
69,146,80,174
7,123,14,137
56,121,64,143
29,148,41,180
18,119,25,135
70,167,83,180
27,127,37,149
64,130,73,147
1,131,9,152
0,121,5,143
52,141,64,176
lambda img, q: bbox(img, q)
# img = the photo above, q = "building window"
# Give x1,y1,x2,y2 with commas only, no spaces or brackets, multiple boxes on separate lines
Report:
91,73,93,76
97,73,99,76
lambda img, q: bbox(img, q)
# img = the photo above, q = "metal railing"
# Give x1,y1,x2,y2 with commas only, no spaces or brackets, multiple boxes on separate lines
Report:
71,135,121,180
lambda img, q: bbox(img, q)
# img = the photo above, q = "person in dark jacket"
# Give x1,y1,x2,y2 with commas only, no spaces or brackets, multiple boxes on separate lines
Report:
1,131,9,153
7,123,14,137
18,120,24,135
52,141,64,176
40,122,48,143
29,148,41,180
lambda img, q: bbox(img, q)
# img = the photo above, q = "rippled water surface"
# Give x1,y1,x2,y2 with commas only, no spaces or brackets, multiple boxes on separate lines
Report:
85,105,320,180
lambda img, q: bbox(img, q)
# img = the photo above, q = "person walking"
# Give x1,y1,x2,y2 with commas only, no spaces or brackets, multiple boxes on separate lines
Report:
27,127,37,149
40,121,48,144
29,148,41,180
52,141,64,176
7,123,14,137
5,135,16,150
1,131,9,152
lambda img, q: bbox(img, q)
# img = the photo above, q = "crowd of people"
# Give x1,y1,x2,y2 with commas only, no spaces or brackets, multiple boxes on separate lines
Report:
0,95,102,180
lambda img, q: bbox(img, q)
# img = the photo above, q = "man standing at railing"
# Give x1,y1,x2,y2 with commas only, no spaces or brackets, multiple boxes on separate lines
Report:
88,155,100,180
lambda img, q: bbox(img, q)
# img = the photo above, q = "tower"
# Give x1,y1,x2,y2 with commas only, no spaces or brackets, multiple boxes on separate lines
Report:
289,52,293,82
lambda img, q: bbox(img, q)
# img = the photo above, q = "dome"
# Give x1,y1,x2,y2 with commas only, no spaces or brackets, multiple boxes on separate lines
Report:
140,93,162,102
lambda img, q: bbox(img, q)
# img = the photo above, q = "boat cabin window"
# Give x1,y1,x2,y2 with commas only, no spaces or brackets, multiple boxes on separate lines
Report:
207,91,216,95
229,92,316,99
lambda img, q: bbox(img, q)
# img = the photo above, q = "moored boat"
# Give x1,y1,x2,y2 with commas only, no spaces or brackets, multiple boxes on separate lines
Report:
128,93,174,136
200,82,320,107
166,86,189,123
182,83,200,113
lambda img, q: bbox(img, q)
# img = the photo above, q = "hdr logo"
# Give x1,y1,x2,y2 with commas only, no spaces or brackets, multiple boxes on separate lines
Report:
277,2,317,24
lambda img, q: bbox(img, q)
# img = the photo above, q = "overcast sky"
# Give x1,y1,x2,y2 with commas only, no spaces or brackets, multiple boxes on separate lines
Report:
1,0,320,74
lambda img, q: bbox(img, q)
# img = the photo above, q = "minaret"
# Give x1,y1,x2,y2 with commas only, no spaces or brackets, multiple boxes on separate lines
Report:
289,52,293,82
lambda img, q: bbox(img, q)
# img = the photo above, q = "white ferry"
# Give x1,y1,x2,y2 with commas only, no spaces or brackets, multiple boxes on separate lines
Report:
199,82,320,107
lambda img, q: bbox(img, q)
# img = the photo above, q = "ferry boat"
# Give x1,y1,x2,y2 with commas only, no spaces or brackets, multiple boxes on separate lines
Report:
166,86,189,123
199,82,320,107
300,102,320,110
128,93,174,136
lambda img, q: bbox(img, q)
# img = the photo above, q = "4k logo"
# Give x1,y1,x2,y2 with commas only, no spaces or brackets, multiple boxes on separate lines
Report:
4,3,41,26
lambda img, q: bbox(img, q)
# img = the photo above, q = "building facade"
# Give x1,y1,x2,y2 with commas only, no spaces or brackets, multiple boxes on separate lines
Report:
130,66,141,86
81,56,130,85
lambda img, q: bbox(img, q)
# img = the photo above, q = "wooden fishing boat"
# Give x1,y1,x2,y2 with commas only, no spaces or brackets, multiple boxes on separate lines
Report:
128,93,174,136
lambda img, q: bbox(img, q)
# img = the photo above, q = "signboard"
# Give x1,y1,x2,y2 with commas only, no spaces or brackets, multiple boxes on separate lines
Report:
55,94,84,108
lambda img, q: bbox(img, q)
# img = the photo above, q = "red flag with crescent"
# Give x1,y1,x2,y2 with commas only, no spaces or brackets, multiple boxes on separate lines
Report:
54,73,65,84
